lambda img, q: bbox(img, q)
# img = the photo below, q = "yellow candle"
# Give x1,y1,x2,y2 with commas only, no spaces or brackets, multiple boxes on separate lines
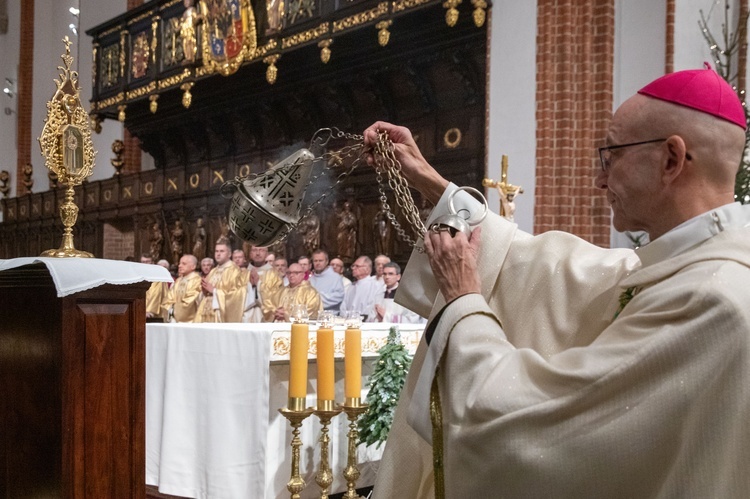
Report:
316,326,335,402
289,322,309,400
344,327,362,400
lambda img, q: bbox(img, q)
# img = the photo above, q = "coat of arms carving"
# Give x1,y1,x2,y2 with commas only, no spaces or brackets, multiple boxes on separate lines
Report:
200,0,257,76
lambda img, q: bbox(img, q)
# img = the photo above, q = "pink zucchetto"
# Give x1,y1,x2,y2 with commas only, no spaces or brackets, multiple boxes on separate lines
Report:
638,67,746,130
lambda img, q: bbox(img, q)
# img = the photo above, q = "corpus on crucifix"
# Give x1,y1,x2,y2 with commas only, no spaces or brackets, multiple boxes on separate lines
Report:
483,155,523,221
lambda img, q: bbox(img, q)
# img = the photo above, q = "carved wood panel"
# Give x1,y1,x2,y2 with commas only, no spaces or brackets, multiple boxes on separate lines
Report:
0,266,148,498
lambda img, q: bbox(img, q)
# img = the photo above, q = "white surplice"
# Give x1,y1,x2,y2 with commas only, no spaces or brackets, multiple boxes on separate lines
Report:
373,184,750,498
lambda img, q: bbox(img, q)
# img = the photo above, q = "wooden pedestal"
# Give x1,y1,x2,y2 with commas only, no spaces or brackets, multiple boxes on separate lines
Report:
0,263,149,498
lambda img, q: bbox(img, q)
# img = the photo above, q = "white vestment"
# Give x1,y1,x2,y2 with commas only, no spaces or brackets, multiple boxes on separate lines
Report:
371,285,425,324
341,274,384,321
373,184,750,498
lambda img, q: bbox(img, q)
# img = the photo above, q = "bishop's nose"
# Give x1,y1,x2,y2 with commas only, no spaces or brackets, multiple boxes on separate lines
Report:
595,168,608,190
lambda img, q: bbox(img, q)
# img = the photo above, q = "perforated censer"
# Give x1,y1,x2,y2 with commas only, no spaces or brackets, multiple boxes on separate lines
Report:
223,148,315,247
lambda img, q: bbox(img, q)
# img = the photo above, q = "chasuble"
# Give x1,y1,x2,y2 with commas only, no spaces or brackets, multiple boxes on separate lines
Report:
195,260,246,323
162,271,202,322
272,280,323,321
145,280,168,317
373,184,750,499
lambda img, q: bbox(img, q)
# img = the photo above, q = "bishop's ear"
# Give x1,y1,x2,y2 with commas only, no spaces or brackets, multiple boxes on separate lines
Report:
662,135,689,183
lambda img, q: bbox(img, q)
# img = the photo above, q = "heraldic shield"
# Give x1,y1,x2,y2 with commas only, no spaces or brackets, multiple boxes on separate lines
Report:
200,0,258,76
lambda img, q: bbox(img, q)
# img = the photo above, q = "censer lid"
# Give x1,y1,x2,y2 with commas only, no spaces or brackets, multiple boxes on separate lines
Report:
238,148,315,224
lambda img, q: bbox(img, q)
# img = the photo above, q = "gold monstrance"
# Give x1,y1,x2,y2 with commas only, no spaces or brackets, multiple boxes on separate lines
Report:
38,37,96,257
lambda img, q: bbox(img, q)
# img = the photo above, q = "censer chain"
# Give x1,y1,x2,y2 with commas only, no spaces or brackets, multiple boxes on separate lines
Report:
234,127,427,249
305,128,426,250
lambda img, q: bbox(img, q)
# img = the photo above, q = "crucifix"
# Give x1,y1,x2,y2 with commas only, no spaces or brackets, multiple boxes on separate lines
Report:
482,155,524,221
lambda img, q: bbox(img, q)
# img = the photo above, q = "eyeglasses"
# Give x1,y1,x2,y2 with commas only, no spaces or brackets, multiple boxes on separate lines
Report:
598,138,666,172
286,271,304,275
351,264,367,268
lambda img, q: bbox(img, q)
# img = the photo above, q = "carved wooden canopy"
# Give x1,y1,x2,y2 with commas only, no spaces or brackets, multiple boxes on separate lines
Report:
1,0,489,263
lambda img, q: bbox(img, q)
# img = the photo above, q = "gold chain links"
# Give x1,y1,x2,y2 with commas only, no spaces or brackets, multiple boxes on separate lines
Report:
303,127,427,250
371,130,427,250
228,127,427,249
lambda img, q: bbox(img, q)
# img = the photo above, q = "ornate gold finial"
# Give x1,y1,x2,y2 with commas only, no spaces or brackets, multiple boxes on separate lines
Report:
0,170,11,198
117,104,126,122
48,169,59,189
181,82,194,108
111,139,125,176
376,20,392,47
443,0,461,27
264,54,280,84
471,0,487,27
38,37,96,257
89,113,102,134
482,155,524,221
318,39,332,64
149,94,159,113
22,163,34,194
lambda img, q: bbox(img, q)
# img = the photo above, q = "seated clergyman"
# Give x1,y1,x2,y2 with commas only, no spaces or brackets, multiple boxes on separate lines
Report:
268,263,322,322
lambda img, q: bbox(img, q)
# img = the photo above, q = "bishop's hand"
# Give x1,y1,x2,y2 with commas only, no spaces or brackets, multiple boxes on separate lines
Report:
363,121,448,204
423,226,482,303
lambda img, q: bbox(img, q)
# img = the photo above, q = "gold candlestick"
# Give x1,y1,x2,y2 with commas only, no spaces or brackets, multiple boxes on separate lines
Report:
314,400,343,499
38,37,96,258
340,400,369,499
279,402,314,499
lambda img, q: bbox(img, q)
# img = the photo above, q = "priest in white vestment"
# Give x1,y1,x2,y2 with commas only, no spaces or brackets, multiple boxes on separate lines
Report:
341,255,384,321
363,68,750,498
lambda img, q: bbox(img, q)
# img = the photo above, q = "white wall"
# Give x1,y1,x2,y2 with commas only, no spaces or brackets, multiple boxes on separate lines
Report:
486,0,537,234
673,0,739,72
0,0,20,200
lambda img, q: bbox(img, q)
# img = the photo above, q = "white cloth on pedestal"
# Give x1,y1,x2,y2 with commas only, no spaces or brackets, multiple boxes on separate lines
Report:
0,257,172,296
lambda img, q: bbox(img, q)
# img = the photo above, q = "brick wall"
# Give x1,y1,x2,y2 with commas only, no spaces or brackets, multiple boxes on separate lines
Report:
665,0,674,74
15,0,33,194
535,0,613,247
739,0,747,95
102,222,135,261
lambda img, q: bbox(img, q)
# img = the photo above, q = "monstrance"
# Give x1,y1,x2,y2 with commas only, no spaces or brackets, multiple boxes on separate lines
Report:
38,37,97,258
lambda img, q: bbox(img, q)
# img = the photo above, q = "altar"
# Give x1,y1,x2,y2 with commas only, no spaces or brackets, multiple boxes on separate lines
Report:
146,322,423,499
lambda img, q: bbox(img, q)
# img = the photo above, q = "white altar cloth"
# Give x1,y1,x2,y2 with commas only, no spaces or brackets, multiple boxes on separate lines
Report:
146,322,423,499
0,257,172,296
